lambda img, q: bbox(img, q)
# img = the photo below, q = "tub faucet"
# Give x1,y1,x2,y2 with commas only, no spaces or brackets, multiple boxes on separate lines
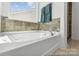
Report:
49,30,53,36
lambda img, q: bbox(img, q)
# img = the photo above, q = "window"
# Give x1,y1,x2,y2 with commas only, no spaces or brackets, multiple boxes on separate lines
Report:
10,2,36,12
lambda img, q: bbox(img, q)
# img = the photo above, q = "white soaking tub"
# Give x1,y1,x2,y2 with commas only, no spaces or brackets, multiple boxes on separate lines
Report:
5,31,54,42
0,31,61,55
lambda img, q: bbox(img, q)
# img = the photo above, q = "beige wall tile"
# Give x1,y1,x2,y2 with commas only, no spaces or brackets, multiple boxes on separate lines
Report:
0,18,60,32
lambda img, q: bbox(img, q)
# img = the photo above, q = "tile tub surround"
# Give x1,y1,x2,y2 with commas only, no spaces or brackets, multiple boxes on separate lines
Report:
40,18,60,31
0,19,38,32
0,18,60,32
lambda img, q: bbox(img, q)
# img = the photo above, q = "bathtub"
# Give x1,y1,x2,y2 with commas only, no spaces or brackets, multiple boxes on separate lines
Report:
4,31,57,43
0,31,61,55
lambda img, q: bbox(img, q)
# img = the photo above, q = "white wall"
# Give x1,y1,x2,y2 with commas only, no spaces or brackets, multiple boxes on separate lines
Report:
1,2,10,17
64,3,67,47
72,2,79,40
9,9,38,23
52,2,67,47
0,2,1,32
0,3,1,16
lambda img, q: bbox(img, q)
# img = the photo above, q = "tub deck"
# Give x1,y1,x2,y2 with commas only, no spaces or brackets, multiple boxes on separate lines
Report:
0,31,60,55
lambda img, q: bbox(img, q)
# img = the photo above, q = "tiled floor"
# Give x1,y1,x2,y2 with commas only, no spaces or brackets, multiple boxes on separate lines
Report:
52,39,79,56
68,39,79,49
